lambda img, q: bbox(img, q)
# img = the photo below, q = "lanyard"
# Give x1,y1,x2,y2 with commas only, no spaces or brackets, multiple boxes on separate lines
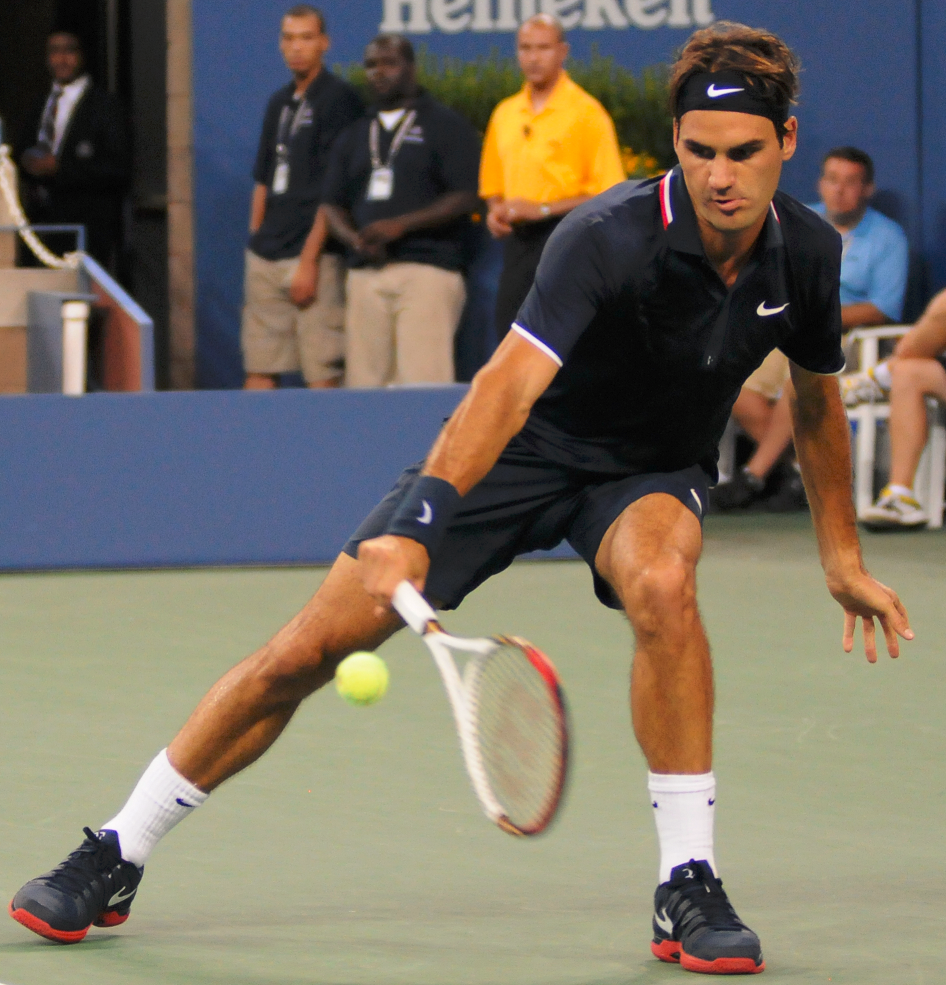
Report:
275,96,310,158
369,110,417,172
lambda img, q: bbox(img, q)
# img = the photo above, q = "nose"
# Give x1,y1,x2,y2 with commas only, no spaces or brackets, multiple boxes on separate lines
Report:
707,156,736,191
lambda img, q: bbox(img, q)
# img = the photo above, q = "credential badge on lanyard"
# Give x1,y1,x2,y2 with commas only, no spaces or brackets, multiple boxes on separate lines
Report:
272,97,311,195
367,110,417,202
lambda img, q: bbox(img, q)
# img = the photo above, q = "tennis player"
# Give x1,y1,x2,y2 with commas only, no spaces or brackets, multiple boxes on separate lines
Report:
10,21,910,975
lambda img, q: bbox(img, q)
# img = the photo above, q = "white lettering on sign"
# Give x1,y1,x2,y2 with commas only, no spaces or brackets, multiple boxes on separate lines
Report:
379,0,716,31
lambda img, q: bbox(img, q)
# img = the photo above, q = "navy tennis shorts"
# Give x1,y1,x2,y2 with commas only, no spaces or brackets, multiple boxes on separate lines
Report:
343,434,711,611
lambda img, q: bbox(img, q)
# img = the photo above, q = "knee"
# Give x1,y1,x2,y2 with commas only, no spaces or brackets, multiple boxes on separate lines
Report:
619,558,697,639
889,357,928,391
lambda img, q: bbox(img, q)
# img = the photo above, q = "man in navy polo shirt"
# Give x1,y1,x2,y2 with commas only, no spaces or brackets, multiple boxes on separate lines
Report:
322,35,480,386
242,5,362,390
10,21,911,976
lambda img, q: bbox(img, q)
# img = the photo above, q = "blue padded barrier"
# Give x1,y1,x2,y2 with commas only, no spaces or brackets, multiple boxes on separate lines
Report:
0,387,576,570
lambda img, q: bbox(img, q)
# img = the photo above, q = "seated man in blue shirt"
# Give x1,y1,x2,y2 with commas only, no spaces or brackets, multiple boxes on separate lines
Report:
712,146,909,511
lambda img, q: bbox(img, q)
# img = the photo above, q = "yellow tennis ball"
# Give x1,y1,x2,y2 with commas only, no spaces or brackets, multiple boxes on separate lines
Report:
335,652,389,706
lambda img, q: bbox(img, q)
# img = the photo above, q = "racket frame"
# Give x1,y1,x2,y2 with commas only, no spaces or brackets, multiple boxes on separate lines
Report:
392,581,567,836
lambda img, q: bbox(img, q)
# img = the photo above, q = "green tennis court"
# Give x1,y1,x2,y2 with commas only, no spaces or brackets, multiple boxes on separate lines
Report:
0,514,943,985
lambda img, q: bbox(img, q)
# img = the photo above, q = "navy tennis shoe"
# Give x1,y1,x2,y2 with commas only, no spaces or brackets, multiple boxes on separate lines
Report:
9,828,143,943
651,859,764,974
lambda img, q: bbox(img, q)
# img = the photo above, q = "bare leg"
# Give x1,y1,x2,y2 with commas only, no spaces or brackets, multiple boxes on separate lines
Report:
244,373,277,390
745,382,794,480
888,357,946,487
307,378,341,389
167,553,403,791
731,387,774,444
596,494,711,773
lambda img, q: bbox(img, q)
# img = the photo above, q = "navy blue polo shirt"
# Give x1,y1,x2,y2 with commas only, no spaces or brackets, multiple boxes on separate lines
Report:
321,91,481,271
513,166,845,479
250,71,363,261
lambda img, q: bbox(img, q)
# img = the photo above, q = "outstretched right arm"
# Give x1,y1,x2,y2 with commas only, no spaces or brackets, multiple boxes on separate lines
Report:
358,332,560,605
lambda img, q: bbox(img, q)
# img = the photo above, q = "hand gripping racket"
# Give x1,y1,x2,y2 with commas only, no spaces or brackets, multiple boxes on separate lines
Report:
392,581,569,836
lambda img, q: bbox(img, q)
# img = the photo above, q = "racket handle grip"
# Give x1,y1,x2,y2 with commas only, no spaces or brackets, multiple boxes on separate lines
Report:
392,581,437,634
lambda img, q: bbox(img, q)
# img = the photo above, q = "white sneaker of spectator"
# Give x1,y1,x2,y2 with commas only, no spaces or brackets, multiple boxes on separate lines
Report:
860,484,928,529
840,364,891,407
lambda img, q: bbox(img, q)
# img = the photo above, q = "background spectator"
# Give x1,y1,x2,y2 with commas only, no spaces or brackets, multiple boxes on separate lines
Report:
480,14,625,342
15,30,129,269
712,146,909,512
322,35,480,387
844,289,946,528
242,4,362,390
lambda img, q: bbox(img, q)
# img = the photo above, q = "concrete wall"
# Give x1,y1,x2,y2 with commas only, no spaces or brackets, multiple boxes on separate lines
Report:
0,387,468,569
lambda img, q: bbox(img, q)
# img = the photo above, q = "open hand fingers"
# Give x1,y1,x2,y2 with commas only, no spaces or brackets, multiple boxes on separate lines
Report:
861,615,878,664
842,611,855,653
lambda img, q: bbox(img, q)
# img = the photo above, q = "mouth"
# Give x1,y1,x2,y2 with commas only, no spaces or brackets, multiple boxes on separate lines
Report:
711,198,746,216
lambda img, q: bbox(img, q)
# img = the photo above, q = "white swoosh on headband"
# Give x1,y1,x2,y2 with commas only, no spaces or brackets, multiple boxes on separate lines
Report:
707,85,745,98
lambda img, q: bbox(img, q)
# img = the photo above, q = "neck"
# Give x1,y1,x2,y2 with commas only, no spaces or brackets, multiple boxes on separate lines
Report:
293,64,321,96
528,70,561,110
826,206,867,235
375,87,416,112
697,212,767,288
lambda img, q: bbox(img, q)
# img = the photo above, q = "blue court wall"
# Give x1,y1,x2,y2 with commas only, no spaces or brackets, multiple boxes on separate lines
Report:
192,0,939,388
0,388,470,570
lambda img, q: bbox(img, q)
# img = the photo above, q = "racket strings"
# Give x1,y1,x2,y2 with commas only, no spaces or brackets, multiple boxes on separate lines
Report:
469,642,566,833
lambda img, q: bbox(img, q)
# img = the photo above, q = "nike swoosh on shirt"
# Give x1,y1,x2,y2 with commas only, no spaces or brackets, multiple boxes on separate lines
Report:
707,84,745,98
690,488,703,516
757,301,790,317
655,908,675,935
418,500,433,525
107,886,137,907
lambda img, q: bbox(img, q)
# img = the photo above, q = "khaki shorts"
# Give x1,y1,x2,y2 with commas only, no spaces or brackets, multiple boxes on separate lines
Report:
345,262,465,387
743,348,790,401
241,249,345,383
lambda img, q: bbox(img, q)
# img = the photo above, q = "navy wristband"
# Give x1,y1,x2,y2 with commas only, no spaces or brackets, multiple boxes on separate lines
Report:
385,475,461,557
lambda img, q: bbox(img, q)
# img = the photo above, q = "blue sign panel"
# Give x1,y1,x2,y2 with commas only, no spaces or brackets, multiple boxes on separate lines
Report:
191,0,940,388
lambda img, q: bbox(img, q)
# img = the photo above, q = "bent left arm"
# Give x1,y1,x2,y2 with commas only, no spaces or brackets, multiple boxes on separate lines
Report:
358,190,479,248
789,362,913,662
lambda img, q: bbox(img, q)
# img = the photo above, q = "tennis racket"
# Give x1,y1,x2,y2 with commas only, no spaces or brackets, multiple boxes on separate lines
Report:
392,580,569,837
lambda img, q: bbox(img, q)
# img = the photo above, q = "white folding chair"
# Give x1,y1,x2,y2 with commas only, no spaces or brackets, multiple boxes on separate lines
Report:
845,325,946,529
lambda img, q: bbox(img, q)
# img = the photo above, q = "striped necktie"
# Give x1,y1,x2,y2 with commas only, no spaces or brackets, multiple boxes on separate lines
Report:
37,86,63,152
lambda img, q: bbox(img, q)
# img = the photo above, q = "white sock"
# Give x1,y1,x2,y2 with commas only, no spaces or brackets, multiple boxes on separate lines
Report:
649,771,717,884
100,749,208,866
872,361,892,390
887,483,913,498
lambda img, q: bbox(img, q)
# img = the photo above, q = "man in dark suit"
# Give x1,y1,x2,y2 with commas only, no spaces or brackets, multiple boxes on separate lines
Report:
16,31,130,268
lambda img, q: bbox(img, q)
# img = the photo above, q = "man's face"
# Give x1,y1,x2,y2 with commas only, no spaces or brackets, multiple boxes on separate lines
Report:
674,111,797,237
364,42,414,106
818,157,873,225
47,34,84,85
516,23,568,89
279,14,328,78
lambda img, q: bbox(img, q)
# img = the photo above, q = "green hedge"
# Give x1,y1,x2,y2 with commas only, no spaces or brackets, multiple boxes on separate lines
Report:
336,48,674,178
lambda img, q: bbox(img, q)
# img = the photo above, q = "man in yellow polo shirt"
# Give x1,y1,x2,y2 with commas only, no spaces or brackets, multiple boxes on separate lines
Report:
480,13,625,340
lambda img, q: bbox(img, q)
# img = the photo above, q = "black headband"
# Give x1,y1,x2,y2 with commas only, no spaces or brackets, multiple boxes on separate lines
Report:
676,71,787,131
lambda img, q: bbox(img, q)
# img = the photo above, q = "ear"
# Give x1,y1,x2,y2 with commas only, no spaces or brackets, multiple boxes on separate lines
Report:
672,118,680,148
780,116,798,161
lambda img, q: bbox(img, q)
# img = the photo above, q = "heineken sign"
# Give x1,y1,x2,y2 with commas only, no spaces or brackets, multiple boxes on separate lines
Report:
378,0,717,33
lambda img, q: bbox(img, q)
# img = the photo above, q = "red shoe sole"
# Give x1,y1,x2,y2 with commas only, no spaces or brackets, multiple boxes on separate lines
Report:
94,910,130,928
652,938,764,974
681,950,765,975
8,900,89,944
652,938,682,963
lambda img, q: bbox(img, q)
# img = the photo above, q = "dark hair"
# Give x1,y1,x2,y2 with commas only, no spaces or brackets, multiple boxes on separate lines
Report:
366,34,415,64
47,30,84,53
822,146,875,184
670,21,800,138
284,4,325,32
